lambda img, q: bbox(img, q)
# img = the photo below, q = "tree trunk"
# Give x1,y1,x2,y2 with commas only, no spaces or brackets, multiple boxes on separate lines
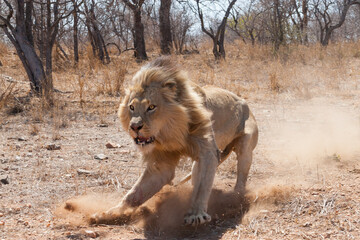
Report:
218,22,226,59
84,2,110,64
25,1,34,46
273,0,284,51
133,9,148,61
73,2,79,63
212,39,221,59
12,29,46,92
159,0,172,55
301,0,308,44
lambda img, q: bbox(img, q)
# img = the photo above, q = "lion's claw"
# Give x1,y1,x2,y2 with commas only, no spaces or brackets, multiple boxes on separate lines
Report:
184,211,211,226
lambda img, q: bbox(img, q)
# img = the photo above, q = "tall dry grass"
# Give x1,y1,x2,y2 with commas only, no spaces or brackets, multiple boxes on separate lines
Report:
0,81,16,112
1,40,360,119
177,40,360,100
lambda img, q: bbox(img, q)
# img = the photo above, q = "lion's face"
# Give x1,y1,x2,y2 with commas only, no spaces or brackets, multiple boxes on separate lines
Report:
119,68,191,154
119,87,166,153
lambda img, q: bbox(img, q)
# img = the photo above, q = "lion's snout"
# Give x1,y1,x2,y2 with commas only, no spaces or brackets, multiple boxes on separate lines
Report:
130,117,144,133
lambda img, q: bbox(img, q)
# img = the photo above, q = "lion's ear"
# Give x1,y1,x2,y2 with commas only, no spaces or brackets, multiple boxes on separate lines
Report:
162,79,177,92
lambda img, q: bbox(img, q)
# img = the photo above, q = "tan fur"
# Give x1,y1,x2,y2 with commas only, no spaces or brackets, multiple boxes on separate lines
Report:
91,57,258,226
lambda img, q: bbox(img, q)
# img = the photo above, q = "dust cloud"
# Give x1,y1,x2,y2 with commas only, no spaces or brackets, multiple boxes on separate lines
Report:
55,193,122,226
56,185,252,236
264,98,360,166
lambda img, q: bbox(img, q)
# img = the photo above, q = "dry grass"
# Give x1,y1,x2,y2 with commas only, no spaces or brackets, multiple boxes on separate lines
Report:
0,81,16,112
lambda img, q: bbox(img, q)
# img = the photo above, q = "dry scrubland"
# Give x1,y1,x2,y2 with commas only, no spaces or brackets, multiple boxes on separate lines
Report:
1,41,360,239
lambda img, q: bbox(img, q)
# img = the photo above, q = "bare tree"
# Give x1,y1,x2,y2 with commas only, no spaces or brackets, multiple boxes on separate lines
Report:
107,0,133,52
159,0,172,54
288,0,310,44
171,5,193,54
313,0,360,45
1,0,79,96
84,1,110,64
122,0,148,61
272,0,285,50
0,0,47,94
229,0,265,45
196,0,238,60
71,0,81,63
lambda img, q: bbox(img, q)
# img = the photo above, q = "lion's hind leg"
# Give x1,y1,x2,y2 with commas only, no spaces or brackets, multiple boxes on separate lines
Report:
234,117,258,194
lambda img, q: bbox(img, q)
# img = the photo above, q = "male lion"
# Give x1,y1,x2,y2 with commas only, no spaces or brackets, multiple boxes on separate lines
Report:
91,57,258,226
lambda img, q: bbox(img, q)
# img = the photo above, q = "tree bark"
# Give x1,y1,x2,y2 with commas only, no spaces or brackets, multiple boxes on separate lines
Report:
273,0,284,51
122,0,148,61
133,8,147,60
159,0,172,55
72,0,79,63
25,1,34,46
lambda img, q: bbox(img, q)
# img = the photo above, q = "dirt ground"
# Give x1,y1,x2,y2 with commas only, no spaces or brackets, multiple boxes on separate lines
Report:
1,48,360,239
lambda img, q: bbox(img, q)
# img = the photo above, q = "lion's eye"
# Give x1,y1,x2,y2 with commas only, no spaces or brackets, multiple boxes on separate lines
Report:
129,105,134,111
147,104,156,111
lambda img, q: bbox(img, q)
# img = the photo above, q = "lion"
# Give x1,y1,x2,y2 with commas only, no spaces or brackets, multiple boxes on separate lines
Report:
90,57,258,226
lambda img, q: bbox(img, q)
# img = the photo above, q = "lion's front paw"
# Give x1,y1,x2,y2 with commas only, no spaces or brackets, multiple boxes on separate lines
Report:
89,208,131,225
184,210,211,226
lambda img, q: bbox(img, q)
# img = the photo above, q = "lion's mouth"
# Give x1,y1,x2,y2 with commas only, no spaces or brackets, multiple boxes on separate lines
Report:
134,136,155,146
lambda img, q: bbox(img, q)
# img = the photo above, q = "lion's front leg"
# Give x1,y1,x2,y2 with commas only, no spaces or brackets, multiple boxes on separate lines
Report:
184,139,218,226
91,161,176,224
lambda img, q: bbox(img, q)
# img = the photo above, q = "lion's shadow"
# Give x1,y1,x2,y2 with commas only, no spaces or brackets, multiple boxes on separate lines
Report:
138,188,250,240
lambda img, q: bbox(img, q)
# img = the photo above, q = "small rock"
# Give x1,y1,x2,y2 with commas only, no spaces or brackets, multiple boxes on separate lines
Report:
77,169,97,176
94,154,108,160
0,213,3,217
303,222,312,227
105,142,120,149
84,230,99,238
259,209,269,213
97,124,108,127
45,144,61,150
0,177,9,185
119,150,130,154
18,137,26,141
0,221,4,226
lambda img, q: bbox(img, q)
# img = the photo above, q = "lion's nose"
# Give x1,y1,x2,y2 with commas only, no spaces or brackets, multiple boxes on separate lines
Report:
130,123,143,132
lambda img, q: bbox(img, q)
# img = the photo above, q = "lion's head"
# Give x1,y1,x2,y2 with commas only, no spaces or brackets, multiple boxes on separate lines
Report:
118,58,210,155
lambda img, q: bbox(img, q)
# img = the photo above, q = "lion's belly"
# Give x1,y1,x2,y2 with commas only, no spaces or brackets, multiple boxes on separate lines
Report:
203,86,247,151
